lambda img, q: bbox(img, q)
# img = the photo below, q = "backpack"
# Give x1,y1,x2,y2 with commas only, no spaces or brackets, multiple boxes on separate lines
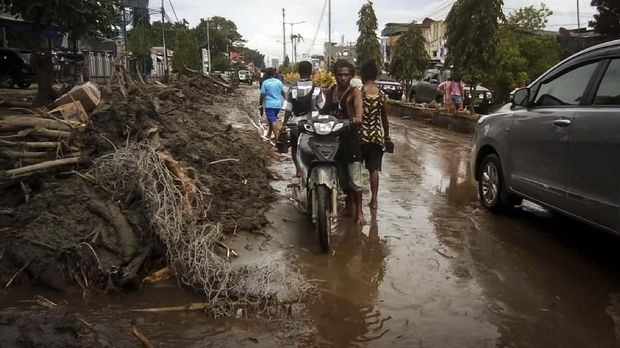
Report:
291,83,316,116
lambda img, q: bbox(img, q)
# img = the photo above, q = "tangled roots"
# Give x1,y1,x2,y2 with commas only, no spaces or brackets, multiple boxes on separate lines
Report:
94,143,314,317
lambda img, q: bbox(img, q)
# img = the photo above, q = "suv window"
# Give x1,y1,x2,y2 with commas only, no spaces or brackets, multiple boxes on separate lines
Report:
594,59,620,106
534,61,598,107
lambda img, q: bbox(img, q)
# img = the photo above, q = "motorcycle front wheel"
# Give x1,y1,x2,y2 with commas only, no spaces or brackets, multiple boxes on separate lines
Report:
315,185,331,253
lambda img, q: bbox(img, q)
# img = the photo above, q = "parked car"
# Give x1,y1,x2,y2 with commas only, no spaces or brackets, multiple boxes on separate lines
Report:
0,48,34,88
376,74,403,100
238,69,253,85
471,39,620,234
409,67,494,113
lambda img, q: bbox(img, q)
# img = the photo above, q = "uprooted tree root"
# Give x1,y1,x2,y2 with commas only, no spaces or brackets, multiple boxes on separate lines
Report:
94,143,315,317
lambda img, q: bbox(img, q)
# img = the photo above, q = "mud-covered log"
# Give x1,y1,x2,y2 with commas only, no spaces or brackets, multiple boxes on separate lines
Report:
0,157,81,179
0,116,82,132
86,200,138,261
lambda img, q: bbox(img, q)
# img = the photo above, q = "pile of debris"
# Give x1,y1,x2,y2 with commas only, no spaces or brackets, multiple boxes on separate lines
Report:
0,83,101,183
0,67,313,316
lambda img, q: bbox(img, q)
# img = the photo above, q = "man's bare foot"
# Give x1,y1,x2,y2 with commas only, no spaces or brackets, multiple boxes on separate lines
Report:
356,214,367,226
368,200,378,210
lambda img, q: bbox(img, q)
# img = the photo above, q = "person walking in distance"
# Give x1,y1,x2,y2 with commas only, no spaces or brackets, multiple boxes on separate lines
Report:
437,77,453,111
321,59,366,226
450,76,465,111
259,68,286,140
280,61,326,176
359,60,394,210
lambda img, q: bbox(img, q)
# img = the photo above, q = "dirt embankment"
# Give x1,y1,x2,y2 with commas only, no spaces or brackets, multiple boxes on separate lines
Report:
0,75,275,293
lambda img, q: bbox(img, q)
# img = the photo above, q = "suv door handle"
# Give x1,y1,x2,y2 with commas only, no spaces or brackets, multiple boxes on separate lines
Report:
552,118,572,127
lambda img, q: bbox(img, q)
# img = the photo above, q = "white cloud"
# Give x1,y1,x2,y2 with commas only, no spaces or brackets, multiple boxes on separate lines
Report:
158,0,596,61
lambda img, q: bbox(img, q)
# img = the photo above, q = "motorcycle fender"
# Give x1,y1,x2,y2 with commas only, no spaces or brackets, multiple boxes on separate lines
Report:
309,165,338,190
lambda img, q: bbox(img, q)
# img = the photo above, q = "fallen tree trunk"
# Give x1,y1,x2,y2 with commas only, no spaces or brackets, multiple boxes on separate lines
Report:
0,116,81,132
0,149,81,159
0,127,73,140
0,140,66,148
0,157,81,179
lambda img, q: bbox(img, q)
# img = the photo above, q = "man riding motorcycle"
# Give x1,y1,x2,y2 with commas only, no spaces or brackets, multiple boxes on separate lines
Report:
279,61,326,176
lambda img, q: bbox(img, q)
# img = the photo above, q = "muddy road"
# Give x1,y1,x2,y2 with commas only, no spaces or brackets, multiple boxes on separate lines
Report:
2,86,620,347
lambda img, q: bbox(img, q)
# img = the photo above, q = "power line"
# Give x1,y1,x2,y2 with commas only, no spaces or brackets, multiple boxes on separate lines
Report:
167,0,179,22
307,0,328,56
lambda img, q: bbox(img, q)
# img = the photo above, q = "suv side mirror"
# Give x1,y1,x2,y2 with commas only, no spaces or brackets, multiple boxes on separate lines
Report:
512,88,530,107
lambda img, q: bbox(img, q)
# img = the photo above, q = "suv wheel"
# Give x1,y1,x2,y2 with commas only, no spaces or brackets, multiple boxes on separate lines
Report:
478,153,522,212
0,74,15,88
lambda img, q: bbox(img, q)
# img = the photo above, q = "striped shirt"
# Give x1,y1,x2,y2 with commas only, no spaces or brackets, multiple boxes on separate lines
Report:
282,79,326,123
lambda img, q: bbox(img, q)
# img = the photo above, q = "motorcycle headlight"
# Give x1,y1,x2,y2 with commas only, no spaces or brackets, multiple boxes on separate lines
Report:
303,123,314,133
314,121,334,135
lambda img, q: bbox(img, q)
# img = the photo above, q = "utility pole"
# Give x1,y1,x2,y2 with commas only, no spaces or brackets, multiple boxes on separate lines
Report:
327,0,332,68
161,0,169,82
576,0,581,29
286,21,305,63
121,5,128,67
282,8,286,65
206,18,211,74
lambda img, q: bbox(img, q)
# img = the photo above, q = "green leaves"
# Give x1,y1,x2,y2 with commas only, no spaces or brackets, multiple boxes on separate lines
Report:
445,0,503,85
590,0,620,35
355,1,382,70
485,4,561,101
389,23,428,82
2,0,121,39
172,27,201,73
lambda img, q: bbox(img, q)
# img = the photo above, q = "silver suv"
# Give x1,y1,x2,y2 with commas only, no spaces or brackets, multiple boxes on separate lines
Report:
472,39,620,234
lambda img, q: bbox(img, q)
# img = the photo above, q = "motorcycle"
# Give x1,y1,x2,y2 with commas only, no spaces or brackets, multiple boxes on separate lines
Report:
288,114,349,253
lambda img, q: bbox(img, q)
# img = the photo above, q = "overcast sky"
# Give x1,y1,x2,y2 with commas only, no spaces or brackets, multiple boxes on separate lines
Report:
158,0,596,62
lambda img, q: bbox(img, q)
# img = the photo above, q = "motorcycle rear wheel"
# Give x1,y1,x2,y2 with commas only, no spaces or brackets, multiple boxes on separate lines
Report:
316,185,331,253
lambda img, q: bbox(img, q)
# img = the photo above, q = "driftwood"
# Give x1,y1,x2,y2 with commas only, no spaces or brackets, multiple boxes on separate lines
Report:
210,77,232,90
0,157,81,179
0,116,82,132
132,325,154,348
0,127,73,140
86,200,138,260
0,149,81,159
131,302,210,312
0,140,65,148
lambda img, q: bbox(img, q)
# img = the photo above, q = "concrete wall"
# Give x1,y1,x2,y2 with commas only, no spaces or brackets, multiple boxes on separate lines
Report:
386,100,479,134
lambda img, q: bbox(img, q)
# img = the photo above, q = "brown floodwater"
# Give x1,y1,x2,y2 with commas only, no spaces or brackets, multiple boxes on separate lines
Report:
2,87,620,347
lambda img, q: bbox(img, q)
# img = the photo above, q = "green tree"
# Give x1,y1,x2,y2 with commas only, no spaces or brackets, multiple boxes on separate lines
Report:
128,26,153,79
237,47,265,69
445,0,504,111
505,3,552,31
0,0,120,104
486,4,561,102
355,1,382,70
389,23,429,96
172,27,201,73
590,0,620,35
279,55,291,72
194,16,244,58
